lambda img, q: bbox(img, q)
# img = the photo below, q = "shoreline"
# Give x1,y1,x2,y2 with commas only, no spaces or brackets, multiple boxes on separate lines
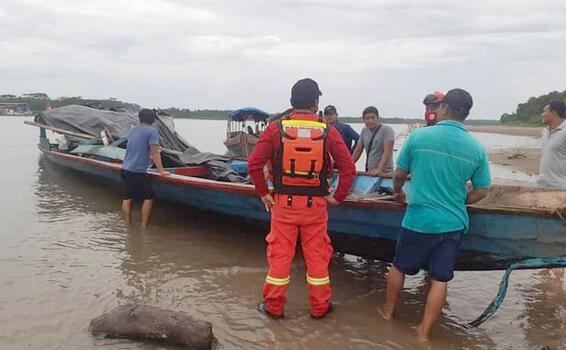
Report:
468,125,542,138
489,147,540,176
465,125,542,177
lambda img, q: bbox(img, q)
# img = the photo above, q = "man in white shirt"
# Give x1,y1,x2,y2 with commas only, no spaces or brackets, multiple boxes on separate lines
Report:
537,100,566,188
537,100,566,280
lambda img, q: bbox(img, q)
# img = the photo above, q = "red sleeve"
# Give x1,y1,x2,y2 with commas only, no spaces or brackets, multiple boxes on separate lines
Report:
327,127,356,202
248,123,278,197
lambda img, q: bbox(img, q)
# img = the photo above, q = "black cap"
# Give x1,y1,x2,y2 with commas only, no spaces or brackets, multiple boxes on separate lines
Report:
323,105,337,115
442,88,473,118
291,78,322,109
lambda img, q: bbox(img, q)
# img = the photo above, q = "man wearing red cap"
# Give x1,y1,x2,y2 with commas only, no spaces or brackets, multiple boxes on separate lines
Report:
423,91,445,126
248,78,356,319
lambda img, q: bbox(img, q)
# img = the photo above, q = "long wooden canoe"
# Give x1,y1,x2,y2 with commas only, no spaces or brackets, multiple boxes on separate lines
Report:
35,133,566,271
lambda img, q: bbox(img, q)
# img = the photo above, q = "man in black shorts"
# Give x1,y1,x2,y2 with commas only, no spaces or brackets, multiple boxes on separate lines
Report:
121,109,169,227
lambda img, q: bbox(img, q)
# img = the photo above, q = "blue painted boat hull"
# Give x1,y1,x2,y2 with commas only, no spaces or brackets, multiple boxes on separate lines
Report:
41,148,566,271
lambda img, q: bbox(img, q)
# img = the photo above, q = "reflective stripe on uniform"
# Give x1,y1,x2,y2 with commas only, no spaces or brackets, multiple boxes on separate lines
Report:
265,275,290,286
284,170,315,176
282,120,326,129
306,274,330,286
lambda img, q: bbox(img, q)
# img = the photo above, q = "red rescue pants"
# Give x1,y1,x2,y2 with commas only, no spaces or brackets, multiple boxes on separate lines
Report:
263,194,333,317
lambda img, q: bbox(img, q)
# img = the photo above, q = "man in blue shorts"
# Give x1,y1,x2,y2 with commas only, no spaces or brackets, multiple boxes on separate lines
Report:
121,109,170,227
377,89,491,341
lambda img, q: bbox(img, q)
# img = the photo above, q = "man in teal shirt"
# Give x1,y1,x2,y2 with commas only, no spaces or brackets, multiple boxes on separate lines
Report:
377,89,491,341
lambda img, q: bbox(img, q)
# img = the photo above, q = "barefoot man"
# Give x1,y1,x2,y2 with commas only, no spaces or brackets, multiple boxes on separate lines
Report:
377,89,491,341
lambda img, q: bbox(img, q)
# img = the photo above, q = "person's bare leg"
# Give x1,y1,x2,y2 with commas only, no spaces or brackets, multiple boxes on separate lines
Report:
377,266,405,320
140,199,154,228
416,279,447,341
551,268,564,280
121,199,132,225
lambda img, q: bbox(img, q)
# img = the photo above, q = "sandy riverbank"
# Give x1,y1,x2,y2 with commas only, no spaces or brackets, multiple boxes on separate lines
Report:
466,125,542,178
489,147,541,176
468,125,543,138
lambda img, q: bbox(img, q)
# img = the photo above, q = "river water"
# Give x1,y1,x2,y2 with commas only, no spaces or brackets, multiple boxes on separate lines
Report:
0,116,564,350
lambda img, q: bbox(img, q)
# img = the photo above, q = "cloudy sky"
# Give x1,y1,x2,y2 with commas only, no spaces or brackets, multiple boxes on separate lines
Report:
1,0,565,119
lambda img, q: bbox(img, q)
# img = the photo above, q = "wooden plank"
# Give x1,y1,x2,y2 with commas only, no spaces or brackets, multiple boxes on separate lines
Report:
468,204,556,217
24,120,94,139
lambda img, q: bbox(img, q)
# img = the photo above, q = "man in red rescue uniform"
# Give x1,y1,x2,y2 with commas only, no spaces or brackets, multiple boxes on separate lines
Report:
248,78,356,319
423,91,445,126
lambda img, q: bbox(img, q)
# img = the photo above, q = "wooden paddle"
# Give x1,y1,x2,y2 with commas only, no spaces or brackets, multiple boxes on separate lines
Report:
24,121,94,139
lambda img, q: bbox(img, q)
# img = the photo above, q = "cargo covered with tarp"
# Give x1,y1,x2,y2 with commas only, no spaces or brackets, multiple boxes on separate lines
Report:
35,105,249,183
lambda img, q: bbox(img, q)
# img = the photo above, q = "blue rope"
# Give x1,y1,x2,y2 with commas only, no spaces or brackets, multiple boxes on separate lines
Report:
468,256,566,327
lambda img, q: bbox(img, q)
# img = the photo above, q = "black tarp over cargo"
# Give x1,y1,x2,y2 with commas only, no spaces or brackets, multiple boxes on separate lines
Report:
36,105,248,182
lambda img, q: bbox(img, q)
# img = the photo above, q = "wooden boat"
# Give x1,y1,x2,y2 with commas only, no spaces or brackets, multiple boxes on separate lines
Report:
28,121,566,271
223,107,269,159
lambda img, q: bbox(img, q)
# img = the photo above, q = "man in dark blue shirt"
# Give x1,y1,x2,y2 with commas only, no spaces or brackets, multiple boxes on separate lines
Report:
323,105,359,154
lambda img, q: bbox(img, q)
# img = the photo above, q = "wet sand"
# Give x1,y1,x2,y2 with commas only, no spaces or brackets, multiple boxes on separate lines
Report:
468,125,543,138
489,148,541,177
466,124,543,178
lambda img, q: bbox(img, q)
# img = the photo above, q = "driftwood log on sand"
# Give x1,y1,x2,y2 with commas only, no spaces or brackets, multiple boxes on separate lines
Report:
90,304,213,349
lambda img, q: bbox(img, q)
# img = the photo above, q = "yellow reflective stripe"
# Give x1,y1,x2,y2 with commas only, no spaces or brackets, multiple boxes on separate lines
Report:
284,170,311,176
282,120,326,128
265,275,290,286
306,274,330,285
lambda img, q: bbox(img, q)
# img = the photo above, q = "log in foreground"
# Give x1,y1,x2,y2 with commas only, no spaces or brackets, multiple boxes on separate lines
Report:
90,304,213,349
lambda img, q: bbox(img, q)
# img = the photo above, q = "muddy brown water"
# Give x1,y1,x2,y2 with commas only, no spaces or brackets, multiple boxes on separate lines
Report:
0,117,564,350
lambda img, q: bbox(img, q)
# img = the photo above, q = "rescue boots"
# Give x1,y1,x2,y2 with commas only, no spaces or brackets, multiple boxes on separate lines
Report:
257,302,284,320
310,302,333,319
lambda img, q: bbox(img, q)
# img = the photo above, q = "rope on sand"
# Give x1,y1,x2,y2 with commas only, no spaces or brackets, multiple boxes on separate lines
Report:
468,256,566,327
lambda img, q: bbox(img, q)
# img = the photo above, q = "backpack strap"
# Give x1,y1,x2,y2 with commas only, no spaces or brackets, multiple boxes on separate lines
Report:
365,125,382,171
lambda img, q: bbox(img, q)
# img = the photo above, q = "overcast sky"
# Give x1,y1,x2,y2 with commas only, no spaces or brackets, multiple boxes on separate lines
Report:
1,0,565,119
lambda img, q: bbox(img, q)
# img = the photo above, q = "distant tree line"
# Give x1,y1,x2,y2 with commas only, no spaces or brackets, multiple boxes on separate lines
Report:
162,108,231,120
0,93,236,119
0,93,140,113
0,92,508,125
340,116,499,125
500,90,566,125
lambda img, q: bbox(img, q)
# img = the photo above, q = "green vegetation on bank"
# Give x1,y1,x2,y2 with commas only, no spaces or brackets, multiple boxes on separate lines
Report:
162,108,231,120
339,117,500,125
500,90,566,126
1,92,503,125
0,93,234,119
0,94,140,112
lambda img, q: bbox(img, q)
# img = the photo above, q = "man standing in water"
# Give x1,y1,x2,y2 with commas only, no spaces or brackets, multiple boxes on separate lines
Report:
121,109,169,227
248,78,355,319
537,100,566,279
352,106,395,176
322,105,359,154
377,89,491,341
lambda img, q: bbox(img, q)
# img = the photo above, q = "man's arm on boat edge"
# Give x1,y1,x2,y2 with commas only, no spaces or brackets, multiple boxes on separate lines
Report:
466,144,491,204
466,188,489,204
248,123,277,210
393,132,413,204
393,169,408,204
326,127,356,205
150,144,170,176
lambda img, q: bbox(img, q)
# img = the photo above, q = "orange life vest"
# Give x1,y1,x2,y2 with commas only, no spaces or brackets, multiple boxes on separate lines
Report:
273,115,330,196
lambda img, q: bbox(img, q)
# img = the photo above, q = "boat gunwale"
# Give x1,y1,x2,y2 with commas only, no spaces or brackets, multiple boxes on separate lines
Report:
42,148,561,220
